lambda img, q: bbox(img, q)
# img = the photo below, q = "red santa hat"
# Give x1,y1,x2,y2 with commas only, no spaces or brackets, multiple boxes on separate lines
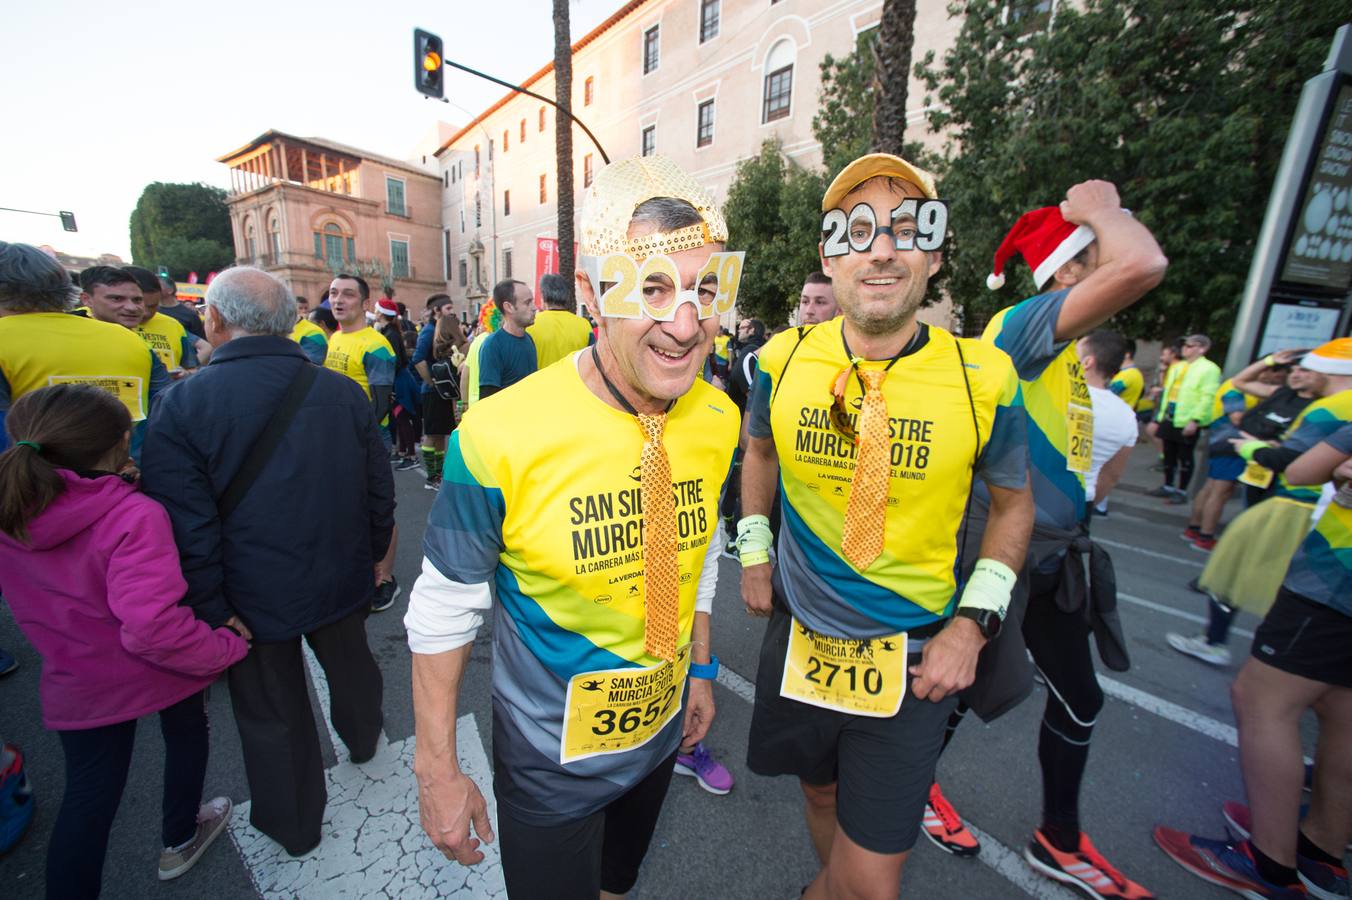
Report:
986,206,1096,291
375,298,399,317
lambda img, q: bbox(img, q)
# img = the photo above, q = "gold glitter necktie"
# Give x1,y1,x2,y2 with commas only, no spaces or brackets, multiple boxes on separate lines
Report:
637,413,679,661
841,368,889,570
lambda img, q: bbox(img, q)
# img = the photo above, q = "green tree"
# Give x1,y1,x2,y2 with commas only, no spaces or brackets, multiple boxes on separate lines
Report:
917,0,1346,340
129,182,233,279
723,140,825,325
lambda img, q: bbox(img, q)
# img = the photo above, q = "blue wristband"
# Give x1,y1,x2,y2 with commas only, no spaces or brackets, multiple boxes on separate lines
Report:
689,655,719,680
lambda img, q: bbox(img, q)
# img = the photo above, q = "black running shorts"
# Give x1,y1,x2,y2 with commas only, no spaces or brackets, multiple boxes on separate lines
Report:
496,753,676,898
422,391,457,436
1250,586,1352,688
747,602,957,854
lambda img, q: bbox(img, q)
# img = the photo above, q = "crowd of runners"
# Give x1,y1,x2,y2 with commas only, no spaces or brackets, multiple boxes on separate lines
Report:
0,148,1348,900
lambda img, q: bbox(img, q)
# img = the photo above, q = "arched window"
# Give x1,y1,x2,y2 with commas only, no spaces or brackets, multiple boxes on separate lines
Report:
762,39,795,123
313,221,354,265
245,221,257,261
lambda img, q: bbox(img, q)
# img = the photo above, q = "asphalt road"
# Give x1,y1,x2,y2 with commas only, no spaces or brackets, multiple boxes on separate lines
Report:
0,443,1336,899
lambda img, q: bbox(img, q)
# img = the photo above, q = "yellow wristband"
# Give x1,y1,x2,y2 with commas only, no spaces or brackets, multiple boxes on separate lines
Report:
739,550,770,568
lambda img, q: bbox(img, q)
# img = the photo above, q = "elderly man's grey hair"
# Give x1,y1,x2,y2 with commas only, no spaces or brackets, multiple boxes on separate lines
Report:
630,196,703,234
0,242,78,313
205,266,297,336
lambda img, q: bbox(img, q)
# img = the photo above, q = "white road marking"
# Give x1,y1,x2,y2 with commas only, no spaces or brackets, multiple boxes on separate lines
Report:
716,665,756,703
1118,592,1255,640
229,646,505,898
963,822,1080,900
1096,537,1204,569
1096,675,1238,747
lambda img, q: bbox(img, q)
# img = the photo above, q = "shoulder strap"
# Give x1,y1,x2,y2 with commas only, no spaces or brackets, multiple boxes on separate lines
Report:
218,362,319,519
769,325,816,407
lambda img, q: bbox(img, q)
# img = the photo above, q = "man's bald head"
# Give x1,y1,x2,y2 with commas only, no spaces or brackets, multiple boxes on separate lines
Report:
204,266,297,338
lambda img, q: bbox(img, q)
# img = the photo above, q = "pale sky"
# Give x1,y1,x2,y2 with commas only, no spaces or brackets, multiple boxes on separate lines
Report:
1,0,619,260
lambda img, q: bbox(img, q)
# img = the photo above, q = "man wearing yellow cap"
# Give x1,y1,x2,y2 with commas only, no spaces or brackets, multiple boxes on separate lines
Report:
738,153,1034,900
405,155,738,898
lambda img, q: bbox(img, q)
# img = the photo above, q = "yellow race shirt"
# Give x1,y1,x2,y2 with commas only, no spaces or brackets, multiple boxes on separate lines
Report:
0,312,166,460
1283,421,1352,616
290,318,328,365
1108,365,1144,411
1272,390,1352,504
1207,378,1257,427
981,291,1090,530
527,309,594,369
423,356,738,821
749,318,1026,637
136,312,196,372
325,326,396,398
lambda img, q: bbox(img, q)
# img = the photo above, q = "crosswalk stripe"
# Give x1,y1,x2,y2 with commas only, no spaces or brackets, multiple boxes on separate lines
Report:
228,646,505,898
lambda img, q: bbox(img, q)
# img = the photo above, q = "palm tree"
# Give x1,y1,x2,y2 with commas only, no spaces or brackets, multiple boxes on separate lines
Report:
872,0,917,155
553,0,576,289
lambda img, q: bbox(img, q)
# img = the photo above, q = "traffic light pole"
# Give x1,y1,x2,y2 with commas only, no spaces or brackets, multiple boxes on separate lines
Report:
0,206,77,231
438,58,610,164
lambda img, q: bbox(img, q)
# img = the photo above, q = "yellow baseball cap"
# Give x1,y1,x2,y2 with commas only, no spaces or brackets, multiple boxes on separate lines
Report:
821,153,938,212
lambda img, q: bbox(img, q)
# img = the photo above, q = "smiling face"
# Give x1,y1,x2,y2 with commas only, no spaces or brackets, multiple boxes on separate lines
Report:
578,221,721,411
328,277,368,329
820,177,941,336
83,280,145,329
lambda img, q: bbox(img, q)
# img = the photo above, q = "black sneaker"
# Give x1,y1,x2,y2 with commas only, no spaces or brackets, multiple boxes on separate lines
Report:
371,578,401,613
424,476,442,492
395,457,420,471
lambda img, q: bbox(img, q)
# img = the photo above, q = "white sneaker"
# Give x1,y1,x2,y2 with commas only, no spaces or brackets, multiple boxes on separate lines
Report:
1165,632,1231,666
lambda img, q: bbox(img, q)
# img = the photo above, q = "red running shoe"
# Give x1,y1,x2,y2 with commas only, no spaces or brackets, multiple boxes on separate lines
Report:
921,782,980,857
1154,826,1306,899
1026,828,1155,898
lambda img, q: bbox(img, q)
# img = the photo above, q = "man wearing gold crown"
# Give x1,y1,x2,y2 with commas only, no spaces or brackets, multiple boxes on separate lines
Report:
738,153,1034,900
404,155,740,899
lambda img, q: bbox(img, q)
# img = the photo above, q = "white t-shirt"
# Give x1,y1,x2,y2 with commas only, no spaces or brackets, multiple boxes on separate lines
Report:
1087,385,1139,502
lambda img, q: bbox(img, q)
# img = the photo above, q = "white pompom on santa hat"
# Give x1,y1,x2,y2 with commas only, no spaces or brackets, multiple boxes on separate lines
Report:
986,206,1097,291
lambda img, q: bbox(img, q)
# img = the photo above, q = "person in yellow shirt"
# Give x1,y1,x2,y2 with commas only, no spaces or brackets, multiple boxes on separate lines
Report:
407,156,735,898
1107,339,1145,411
0,247,165,463
290,313,328,365
526,273,594,369
325,273,400,613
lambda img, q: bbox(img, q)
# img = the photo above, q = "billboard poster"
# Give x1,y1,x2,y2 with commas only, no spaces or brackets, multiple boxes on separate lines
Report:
1279,83,1352,292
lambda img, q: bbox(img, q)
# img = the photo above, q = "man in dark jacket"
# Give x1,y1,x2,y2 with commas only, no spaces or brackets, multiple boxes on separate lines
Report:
141,266,394,857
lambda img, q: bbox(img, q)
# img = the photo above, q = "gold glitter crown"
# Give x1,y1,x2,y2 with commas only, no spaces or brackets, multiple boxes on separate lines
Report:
580,155,728,257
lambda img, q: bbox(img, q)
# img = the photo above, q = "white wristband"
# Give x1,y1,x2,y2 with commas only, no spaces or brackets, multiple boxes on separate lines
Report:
958,558,1016,619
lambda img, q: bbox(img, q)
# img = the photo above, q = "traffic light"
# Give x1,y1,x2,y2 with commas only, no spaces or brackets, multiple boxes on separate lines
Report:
156,265,170,278
59,211,77,232
414,29,444,100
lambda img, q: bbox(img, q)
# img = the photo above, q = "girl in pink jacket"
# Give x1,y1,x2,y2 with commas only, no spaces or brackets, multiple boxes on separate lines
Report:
0,384,249,897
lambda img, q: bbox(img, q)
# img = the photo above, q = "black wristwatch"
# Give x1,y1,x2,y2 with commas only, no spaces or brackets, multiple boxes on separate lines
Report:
955,607,1002,640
